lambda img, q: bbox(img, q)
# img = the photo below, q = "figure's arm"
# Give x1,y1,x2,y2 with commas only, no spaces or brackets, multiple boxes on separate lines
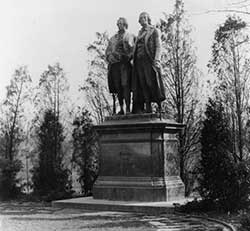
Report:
106,36,122,63
123,33,136,61
154,28,161,63
127,33,136,49
105,40,113,63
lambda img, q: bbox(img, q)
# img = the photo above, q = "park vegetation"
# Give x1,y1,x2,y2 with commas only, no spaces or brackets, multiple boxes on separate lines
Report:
0,1,250,218
197,15,250,211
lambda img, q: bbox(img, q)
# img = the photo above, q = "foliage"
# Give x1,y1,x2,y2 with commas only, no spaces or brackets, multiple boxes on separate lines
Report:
0,158,22,200
72,107,99,195
178,198,216,213
0,66,32,199
159,0,203,194
32,109,72,201
236,161,250,208
35,63,70,116
240,213,250,231
31,63,73,198
198,98,250,211
33,63,71,134
0,66,32,161
80,32,112,124
209,15,250,161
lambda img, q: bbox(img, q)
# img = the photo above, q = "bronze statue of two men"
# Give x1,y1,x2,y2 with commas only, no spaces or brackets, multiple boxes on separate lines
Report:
106,12,165,115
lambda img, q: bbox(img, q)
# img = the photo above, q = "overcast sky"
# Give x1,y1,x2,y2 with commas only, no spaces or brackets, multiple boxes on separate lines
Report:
0,0,249,101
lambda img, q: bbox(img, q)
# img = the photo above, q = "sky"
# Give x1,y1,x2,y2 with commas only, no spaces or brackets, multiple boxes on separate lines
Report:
0,0,249,101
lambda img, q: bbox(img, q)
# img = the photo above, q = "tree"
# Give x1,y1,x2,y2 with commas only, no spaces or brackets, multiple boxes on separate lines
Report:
209,16,250,161
0,66,32,198
36,63,69,118
0,66,32,161
159,0,203,193
33,63,71,135
72,107,99,195
0,157,22,199
80,32,113,124
199,98,233,198
33,63,72,182
198,98,250,211
32,109,71,200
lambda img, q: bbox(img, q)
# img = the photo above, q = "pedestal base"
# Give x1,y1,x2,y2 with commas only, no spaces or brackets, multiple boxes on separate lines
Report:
93,176,184,202
93,114,185,202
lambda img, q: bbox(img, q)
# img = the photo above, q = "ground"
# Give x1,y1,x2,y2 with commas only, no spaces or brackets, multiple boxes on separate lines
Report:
0,201,236,231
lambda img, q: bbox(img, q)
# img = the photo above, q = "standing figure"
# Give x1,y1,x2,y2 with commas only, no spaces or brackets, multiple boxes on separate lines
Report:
132,12,165,113
106,17,135,115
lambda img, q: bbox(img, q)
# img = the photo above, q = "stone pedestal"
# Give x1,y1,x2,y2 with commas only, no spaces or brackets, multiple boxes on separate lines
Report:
93,113,185,202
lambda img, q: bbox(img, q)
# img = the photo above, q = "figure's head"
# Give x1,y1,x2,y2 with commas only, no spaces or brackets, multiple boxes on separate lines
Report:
138,12,151,27
117,17,128,31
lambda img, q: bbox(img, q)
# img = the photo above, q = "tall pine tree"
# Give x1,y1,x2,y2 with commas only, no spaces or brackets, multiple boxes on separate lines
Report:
198,98,250,210
209,16,250,161
32,109,71,200
72,108,99,195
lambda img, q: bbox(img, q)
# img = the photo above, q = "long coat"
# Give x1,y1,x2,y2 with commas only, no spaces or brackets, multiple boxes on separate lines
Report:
132,25,166,103
106,32,135,93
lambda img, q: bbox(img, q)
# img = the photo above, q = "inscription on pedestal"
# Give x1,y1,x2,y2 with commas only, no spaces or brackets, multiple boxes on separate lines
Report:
120,152,132,176
100,142,151,177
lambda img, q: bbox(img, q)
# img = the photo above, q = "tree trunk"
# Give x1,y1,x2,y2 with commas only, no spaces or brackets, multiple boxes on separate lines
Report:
8,80,23,161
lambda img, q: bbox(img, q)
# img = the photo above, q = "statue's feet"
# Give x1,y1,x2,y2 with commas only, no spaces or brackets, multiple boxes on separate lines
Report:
132,109,143,114
126,107,130,114
145,102,152,113
157,102,162,113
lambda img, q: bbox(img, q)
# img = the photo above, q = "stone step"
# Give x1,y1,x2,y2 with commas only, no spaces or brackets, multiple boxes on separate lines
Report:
52,196,191,215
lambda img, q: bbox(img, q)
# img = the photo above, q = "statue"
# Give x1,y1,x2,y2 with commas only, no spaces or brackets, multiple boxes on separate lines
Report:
106,17,135,115
132,12,166,114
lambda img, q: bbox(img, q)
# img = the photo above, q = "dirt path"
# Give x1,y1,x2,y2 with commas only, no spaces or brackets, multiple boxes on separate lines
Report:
0,202,235,231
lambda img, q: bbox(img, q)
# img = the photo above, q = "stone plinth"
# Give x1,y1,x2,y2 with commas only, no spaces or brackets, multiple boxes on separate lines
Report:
93,113,185,202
